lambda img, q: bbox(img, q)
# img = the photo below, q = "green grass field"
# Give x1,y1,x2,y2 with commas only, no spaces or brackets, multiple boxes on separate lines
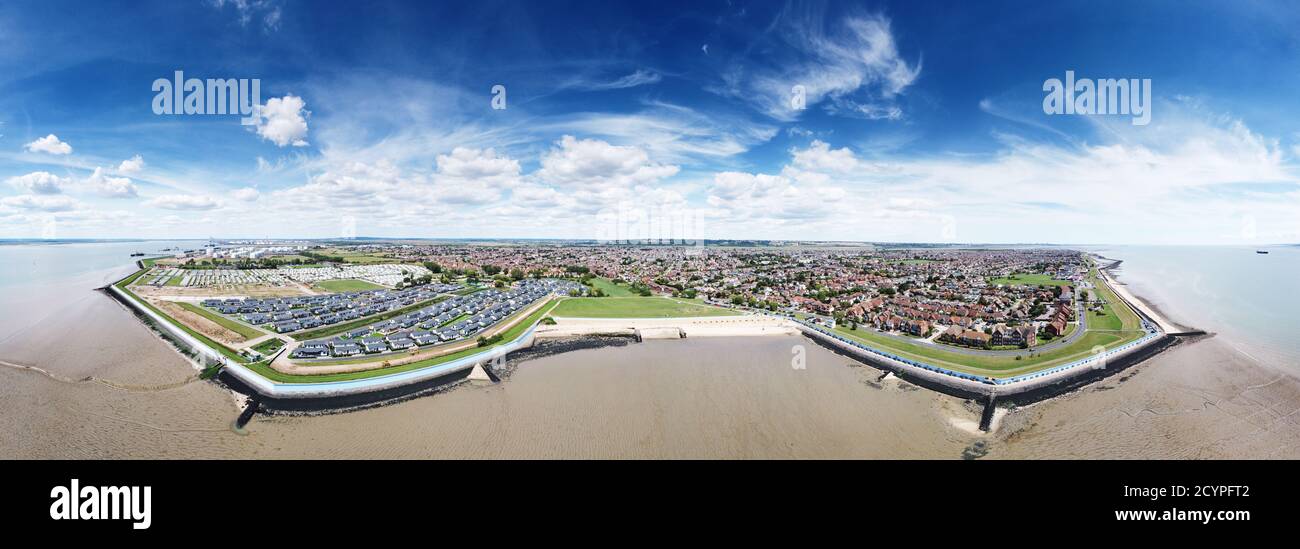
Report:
315,279,387,292
247,299,559,382
1085,277,1141,332
550,296,737,318
988,273,1072,287
178,302,264,339
318,248,397,264
250,338,285,355
586,277,639,297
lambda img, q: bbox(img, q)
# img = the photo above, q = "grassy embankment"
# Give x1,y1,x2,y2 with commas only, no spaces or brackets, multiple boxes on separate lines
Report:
550,296,737,318
243,298,559,383
113,269,251,363
177,302,265,339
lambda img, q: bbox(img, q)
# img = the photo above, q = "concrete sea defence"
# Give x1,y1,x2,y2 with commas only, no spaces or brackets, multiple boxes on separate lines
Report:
107,269,537,400
795,319,1171,398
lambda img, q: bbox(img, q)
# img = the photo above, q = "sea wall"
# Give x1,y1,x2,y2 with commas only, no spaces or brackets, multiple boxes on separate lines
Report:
110,271,545,399
224,326,541,399
107,279,232,368
794,320,1169,398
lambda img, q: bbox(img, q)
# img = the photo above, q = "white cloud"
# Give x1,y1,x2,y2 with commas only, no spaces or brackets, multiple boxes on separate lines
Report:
572,69,662,91
86,167,138,198
6,171,67,194
146,194,222,210
117,155,145,174
431,147,521,205
696,102,1300,243
720,13,920,120
536,135,679,188
231,187,260,202
252,95,310,147
1,194,78,212
211,0,282,31
24,134,72,155
435,146,521,181
705,169,846,225
537,102,777,163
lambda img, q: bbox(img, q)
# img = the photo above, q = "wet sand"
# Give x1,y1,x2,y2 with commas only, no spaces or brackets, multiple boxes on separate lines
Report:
3,261,1300,458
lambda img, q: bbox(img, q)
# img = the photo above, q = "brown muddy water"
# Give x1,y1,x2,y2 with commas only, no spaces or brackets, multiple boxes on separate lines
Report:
3,243,1300,459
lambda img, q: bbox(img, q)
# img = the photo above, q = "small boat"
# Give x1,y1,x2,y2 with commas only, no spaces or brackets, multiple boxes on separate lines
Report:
129,252,145,257
1256,250,1269,254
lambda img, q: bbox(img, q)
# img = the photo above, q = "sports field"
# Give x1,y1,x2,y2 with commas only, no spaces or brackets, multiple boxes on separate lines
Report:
987,273,1072,287
550,297,737,318
315,279,387,292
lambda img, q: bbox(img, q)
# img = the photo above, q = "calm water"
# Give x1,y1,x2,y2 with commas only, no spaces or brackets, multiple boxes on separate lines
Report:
1091,245,1300,373
2,241,1298,458
0,240,194,289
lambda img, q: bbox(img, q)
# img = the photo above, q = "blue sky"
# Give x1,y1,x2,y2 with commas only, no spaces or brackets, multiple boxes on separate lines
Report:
2,0,1299,244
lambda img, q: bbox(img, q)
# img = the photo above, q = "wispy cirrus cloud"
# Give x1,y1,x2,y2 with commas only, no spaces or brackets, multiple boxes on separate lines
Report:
715,11,921,121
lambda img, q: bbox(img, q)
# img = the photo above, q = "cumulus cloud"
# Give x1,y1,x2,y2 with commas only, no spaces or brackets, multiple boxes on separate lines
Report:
536,135,679,188
432,147,522,205
6,171,67,194
24,134,72,155
706,170,845,224
231,187,260,202
86,167,138,198
117,155,145,174
252,95,310,147
146,194,222,210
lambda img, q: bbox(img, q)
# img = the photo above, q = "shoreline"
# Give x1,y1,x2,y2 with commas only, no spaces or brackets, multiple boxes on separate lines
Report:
105,250,1191,411
1095,256,1200,335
